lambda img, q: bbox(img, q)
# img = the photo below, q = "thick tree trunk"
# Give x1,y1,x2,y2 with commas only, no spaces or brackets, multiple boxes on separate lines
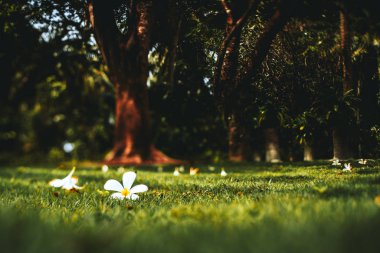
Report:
303,142,314,161
88,0,178,164
333,127,355,159
264,128,281,163
332,2,357,159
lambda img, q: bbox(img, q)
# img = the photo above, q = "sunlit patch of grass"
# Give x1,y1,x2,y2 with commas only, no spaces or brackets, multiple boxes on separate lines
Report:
0,162,380,253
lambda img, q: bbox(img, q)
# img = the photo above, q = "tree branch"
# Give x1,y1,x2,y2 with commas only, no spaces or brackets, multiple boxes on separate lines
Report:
213,0,259,96
239,0,298,86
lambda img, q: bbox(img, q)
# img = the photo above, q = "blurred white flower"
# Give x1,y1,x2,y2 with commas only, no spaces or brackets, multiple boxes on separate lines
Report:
190,167,199,176
104,171,148,200
101,165,109,173
220,168,227,177
343,163,352,172
173,168,180,176
49,167,83,190
62,142,75,153
157,166,164,173
332,159,341,166
117,167,125,173
178,166,185,173
358,159,367,165
208,166,215,172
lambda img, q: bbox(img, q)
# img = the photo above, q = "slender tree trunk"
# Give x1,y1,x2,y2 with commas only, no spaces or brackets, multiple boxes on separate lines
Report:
228,115,252,161
332,2,357,159
359,38,380,156
264,128,281,162
88,0,178,164
303,142,314,161
165,18,181,85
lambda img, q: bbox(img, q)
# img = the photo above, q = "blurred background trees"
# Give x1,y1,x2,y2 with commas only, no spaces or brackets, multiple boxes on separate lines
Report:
0,0,379,164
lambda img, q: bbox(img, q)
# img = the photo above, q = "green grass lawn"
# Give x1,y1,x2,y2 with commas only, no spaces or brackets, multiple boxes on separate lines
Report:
1,162,380,253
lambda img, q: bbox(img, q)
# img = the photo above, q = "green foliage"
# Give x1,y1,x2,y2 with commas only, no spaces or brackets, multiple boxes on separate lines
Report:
325,90,360,127
0,163,380,252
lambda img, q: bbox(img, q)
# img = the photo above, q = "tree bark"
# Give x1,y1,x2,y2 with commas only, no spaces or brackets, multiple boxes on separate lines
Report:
332,2,357,159
214,0,297,162
88,0,178,164
333,127,355,159
359,38,380,156
217,0,253,161
264,128,281,162
165,18,181,85
228,114,252,161
303,142,314,161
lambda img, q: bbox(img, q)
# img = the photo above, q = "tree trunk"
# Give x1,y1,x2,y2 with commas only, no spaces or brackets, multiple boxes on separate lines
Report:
217,0,253,161
228,115,252,161
333,127,355,159
303,142,314,161
165,18,181,85
88,0,178,164
264,128,281,163
332,2,357,159
359,39,380,156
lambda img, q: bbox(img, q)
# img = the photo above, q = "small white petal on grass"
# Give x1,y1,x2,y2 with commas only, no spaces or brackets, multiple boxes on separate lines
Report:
130,184,148,194
110,193,124,200
173,168,180,176
128,194,139,200
102,165,109,173
343,163,352,172
104,179,124,192
332,159,341,166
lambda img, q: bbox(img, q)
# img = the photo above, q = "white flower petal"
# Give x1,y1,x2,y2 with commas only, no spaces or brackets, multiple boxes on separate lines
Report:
130,184,148,194
66,167,76,179
110,193,125,200
123,172,136,190
49,179,64,187
127,194,139,200
104,179,124,192
73,184,83,189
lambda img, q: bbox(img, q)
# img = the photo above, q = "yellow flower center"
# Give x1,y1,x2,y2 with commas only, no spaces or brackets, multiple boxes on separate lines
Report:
121,188,130,197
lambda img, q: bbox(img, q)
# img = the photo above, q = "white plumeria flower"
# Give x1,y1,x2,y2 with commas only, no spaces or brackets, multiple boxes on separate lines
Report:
101,165,109,173
104,171,148,200
343,163,352,172
49,167,83,190
220,168,227,177
358,159,367,165
332,159,341,166
173,168,180,176
178,166,185,173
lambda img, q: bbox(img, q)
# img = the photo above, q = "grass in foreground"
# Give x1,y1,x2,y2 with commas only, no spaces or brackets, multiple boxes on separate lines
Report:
0,162,380,253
